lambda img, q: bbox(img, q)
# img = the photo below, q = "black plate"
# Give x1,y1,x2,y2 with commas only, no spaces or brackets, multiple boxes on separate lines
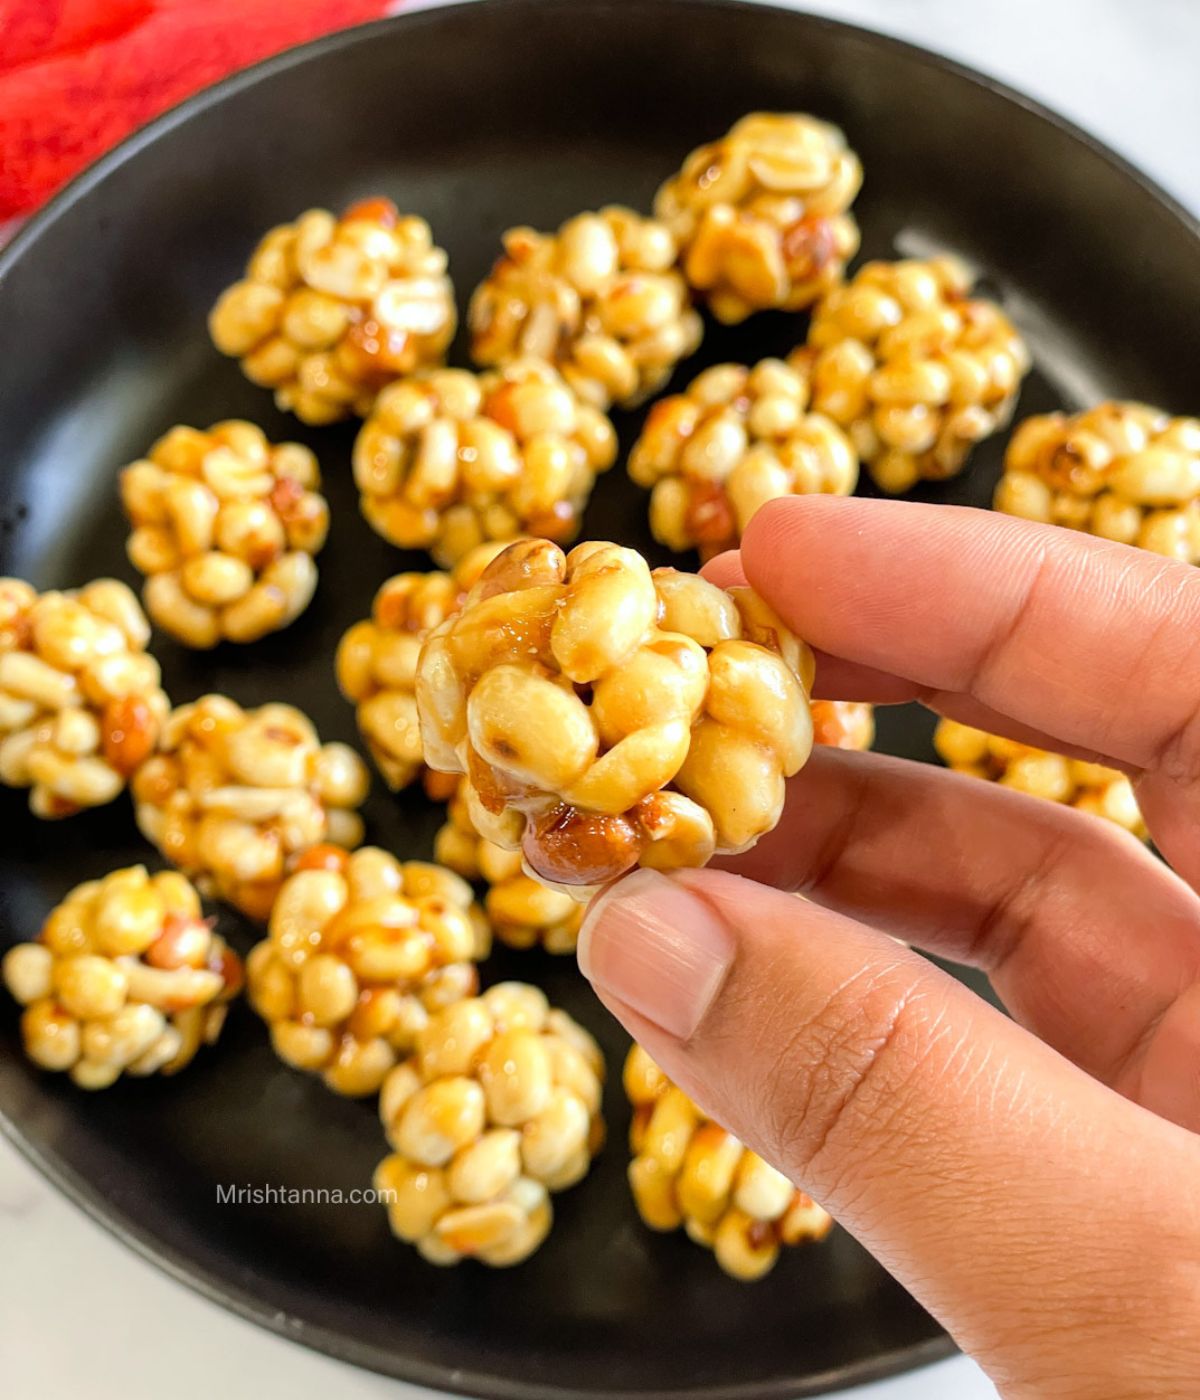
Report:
2,2,1199,1396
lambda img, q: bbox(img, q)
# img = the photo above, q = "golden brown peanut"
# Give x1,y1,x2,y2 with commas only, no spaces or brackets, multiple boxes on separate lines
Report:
354,360,616,566
795,255,1029,491
933,717,1147,839
417,541,814,894
624,1045,833,1279
469,207,703,410
2,866,240,1088
629,358,857,558
995,401,1200,563
376,988,603,1266
121,423,327,647
245,845,488,1097
0,578,167,818
655,112,861,322
131,696,370,918
210,199,455,424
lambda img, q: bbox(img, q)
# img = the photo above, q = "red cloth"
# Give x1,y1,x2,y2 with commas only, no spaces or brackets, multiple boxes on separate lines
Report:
0,0,396,219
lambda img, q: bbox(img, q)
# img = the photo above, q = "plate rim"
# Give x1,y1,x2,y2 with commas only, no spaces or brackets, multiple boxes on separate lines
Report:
3,0,1197,1394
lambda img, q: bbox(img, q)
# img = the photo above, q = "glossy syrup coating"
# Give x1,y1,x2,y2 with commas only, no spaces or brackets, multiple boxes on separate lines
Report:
625,1045,833,1281
209,198,456,425
2,865,242,1090
995,401,1200,561
416,538,815,896
374,982,605,1267
246,845,490,1098
434,778,583,954
0,577,168,819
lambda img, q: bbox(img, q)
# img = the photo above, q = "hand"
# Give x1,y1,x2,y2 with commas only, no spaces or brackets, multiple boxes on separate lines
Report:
577,497,1200,1400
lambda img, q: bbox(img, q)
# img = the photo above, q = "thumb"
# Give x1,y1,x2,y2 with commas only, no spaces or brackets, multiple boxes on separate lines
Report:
578,867,1200,1397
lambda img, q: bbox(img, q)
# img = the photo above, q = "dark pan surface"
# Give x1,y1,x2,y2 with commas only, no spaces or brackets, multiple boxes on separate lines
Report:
2,2,1199,1395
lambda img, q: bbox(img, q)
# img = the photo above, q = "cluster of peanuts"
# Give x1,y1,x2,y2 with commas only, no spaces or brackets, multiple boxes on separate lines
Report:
417,538,815,893
121,421,329,648
374,982,604,1266
353,360,617,566
994,401,1200,561
435,780,583,954
246,845,489,1098
0,578,167,818
792,255,1030,494
468,206,703,410
654,112,862,324
209,198,456,424
628,358,857,558
335,544,506,793
1,866,242,1089
131,695,370,920
625,1046,832,1281
934,719,1146,838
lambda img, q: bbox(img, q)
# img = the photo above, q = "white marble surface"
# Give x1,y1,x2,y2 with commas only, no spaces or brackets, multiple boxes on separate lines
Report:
4,2,1199,1398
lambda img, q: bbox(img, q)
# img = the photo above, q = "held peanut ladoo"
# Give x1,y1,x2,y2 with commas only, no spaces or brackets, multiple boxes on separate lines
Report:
0,578,168,818
416,539,815,894
2,865,242,1090
374,982,604,1267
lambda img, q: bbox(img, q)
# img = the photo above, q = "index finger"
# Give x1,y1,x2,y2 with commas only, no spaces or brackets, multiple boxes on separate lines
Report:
738,496,1200,784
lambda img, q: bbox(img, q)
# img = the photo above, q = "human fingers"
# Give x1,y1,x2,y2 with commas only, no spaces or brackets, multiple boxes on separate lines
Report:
579,869,1200,1399
719,745,1200,1130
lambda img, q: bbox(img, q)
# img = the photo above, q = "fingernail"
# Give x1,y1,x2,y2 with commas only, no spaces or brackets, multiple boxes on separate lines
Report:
577,869,734,1040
